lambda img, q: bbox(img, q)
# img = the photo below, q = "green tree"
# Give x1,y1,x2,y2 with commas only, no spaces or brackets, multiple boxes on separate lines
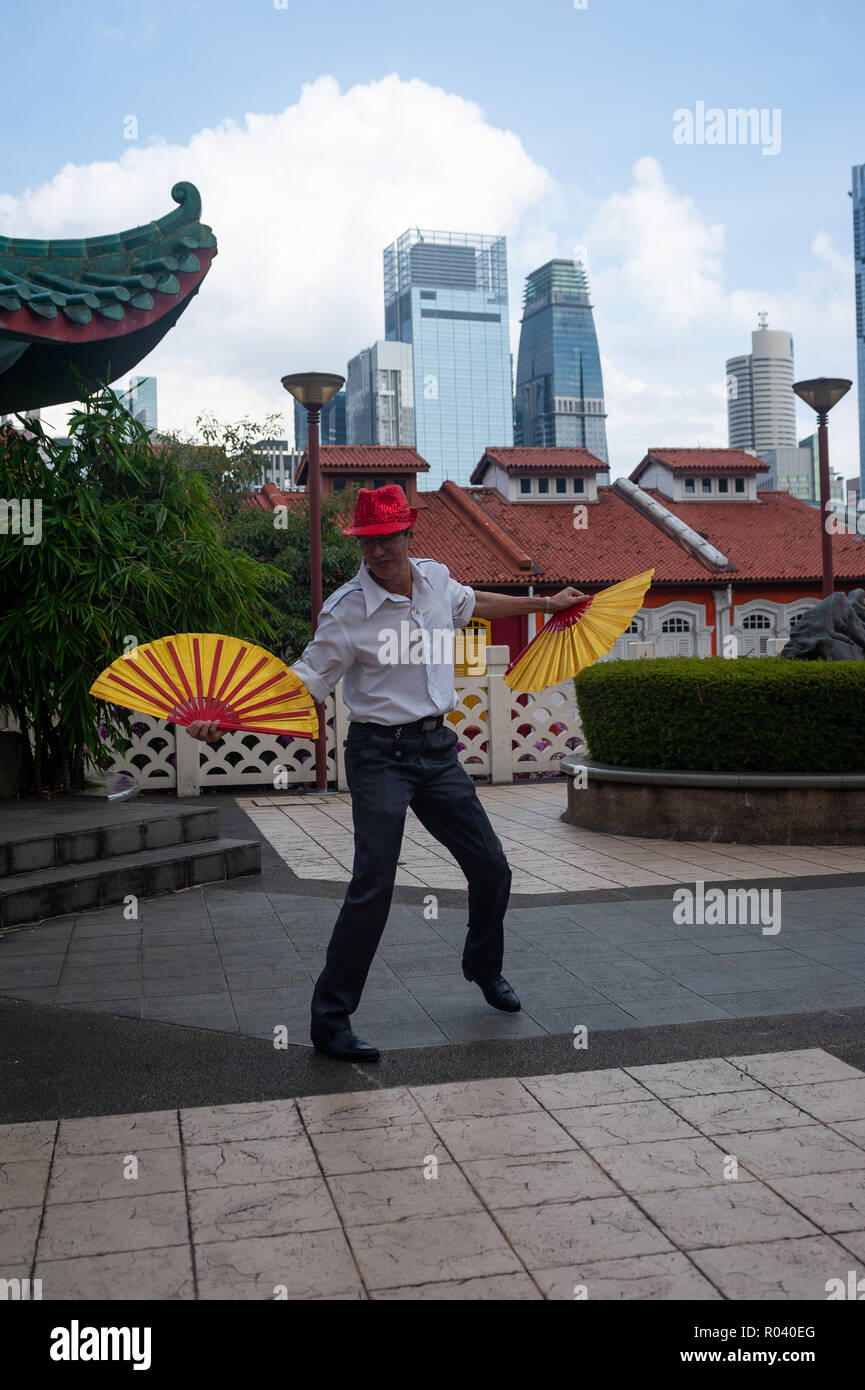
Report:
166,412,363,657
0,388,284,794
164,410,285,521
223,485,362,658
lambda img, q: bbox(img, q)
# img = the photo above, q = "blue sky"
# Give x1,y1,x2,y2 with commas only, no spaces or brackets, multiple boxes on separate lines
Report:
3,0,863,472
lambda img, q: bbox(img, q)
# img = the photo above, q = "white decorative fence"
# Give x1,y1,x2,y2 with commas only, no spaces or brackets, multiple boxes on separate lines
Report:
85,645,585,796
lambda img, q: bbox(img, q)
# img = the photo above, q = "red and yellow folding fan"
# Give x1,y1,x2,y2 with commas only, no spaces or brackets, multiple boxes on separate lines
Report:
89,634,318,738
503,569,655,693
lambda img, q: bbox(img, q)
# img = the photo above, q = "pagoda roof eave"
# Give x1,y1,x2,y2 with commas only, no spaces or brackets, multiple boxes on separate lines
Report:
0,182,217,414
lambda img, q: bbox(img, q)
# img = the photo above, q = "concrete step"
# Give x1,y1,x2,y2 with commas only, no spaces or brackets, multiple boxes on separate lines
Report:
0,805,220,878
0,838,261,929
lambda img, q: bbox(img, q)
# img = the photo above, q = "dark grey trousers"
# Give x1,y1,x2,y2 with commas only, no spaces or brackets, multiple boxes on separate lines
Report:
310,720,512,1037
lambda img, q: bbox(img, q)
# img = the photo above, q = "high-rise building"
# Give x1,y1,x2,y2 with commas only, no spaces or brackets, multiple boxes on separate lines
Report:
753,445,815,500
346,340,415,446
851,164,865,489
799,432,846,505
726,316,796,452
514,259,609,464
383,227,513,486
799,433,820,499
253,440,303,490
294,389,346,450
128,375,158,433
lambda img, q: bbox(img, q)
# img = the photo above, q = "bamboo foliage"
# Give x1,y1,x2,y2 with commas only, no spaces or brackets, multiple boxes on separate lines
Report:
0,388,284,794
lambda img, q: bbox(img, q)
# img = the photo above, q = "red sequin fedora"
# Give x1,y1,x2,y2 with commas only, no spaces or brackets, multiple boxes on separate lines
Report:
342,484,419,536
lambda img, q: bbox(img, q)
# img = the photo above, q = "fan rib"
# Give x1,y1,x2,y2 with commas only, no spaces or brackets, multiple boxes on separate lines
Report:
192,638,205,709
143,649,194,713
230,671,297,712
204,638,223,709
233,694,312,718
165,640,196,704
119,658,184,710
222,656,269,708
106,673,176,714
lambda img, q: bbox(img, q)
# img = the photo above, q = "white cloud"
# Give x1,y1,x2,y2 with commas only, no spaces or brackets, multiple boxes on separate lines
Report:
4,90,859,480
581,158,859,477
589,156,727,329
3,74,549,441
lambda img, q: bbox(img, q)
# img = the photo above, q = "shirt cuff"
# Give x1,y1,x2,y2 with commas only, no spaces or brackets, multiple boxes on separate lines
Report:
452,584,476,627
289,661,329,706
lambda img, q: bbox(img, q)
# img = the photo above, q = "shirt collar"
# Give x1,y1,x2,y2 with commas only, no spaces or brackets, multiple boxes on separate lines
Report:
356,557,431,617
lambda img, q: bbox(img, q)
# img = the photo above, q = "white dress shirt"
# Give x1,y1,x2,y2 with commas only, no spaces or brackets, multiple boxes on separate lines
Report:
290,557,477,725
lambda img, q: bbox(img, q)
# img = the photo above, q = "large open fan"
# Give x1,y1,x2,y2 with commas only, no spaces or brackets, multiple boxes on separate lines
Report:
504,570,655,693
89,634,318,738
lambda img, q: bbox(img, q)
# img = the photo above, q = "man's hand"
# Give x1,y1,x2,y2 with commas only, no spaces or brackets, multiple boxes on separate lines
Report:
186,720,224,743
546,586,590,613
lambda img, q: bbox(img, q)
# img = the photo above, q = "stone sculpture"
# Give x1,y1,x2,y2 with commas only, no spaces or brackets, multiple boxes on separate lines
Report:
780,589,865,660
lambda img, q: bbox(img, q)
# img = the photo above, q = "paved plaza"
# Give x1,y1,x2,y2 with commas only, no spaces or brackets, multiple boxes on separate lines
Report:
2,785,865,1300
3,883,865,1049
4,1051,865,1299
238,784,865,893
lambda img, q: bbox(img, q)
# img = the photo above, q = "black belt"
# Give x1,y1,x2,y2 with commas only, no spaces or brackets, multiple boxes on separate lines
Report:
357,715,445,738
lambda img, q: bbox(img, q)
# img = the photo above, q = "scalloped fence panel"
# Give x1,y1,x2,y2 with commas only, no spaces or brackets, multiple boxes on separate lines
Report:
510,681,585,779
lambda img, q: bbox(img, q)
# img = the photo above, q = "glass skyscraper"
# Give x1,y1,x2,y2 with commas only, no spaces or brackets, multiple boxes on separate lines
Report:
346,340,415,446
128,375,158,433
514,260,608,463
383,228,513,487
852,164,865,489
294,389,346,449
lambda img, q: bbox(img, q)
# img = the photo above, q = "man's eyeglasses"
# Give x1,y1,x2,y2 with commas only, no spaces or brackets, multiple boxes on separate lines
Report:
356,530,409,551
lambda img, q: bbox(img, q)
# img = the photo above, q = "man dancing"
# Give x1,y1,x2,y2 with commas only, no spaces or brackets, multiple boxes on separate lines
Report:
188,485,586,1061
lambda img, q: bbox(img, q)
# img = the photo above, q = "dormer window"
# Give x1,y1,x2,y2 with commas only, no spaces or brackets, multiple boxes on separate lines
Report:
685,478,695,494
538,477,549,494
573,477,584,493
520,477,531,494
718,477,729,493
701,478,711,494
735,477,745,493
556,477,567,494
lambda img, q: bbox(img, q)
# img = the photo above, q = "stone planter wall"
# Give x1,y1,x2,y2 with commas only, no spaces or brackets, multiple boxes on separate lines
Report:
561,757,865,845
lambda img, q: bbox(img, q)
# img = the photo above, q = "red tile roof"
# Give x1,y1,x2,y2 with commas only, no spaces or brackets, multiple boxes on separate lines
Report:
470,446,605,483
463,487,694,585
644,489,865,582
632,448,770,479
418,487,865,587
242,482,308,512
243,479,865,589
296,446,429,484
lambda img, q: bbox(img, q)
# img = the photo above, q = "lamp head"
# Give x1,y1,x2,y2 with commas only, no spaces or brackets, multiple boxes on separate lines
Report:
792,377,852,415
280,372,345,410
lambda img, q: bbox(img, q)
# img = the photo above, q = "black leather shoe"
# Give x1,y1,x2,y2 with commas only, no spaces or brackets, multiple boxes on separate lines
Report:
462,967,521,1012
311,1028,381,1062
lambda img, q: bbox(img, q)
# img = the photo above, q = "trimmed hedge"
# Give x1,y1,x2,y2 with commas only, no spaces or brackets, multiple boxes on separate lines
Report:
573,657,865,774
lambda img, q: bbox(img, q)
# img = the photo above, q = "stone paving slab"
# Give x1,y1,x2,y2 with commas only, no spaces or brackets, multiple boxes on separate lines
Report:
5,883,865,1050
4,1049,865,1300
237,787,865,895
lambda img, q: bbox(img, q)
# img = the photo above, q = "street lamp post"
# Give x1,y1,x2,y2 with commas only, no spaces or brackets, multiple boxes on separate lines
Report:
792,377,852,599
280,371,345,791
